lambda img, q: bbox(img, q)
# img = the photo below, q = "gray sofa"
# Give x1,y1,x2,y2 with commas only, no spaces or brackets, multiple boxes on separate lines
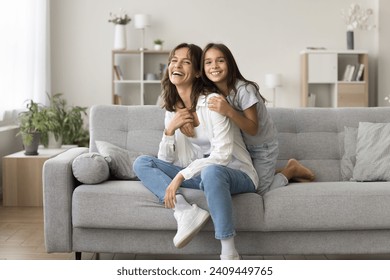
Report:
43,104,390,259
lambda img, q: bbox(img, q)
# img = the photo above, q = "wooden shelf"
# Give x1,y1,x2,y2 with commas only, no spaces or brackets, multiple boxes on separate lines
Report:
301,50,369,107
112,50,169,105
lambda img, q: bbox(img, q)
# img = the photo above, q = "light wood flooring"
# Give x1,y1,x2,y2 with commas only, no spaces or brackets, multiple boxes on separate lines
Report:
1,204,390,260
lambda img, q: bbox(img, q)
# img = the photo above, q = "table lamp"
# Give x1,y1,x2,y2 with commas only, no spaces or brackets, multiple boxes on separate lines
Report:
134,14,150,50
265,73,282,107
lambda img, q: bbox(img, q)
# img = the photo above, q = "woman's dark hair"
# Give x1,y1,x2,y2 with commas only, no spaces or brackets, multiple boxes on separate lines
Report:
201,43,266,103
161,43,204,112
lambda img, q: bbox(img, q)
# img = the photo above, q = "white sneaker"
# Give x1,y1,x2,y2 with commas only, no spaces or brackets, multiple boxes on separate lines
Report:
220,254,241,260
173,204,210,248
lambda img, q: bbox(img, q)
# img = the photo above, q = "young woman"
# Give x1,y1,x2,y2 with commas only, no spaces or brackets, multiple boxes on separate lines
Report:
201,43,314,195
133,43,258,260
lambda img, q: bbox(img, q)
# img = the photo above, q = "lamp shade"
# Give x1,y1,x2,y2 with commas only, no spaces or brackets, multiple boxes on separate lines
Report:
134,14,151,29
264,73,282,89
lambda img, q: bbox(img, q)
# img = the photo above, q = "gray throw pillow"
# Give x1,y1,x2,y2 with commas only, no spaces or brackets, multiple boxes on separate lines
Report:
72,152,110,184
340,126,358,181
352,122,390,181
95,140,142,180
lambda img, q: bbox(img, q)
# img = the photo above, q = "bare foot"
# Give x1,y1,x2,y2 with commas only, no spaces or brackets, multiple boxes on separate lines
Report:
282,159,315,182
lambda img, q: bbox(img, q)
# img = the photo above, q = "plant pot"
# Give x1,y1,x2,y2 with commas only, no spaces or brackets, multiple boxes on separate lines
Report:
23,132,41,155
47,132,63,149
154,44,162,51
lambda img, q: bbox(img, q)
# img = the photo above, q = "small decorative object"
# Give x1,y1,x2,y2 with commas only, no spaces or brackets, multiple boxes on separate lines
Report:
385,95,390,105
153,39,164,51
341,3,376,50
134,14,151,50
108,8,131,50
264,73,282,107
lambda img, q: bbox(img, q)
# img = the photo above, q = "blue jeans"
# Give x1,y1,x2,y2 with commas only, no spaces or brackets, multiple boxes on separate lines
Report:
133,155,256,240
247,138,287,195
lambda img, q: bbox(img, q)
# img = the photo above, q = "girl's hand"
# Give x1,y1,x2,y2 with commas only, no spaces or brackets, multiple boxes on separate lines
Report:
208,96,232,117
165,108,194,136
164,174,184,208
180,123,195,137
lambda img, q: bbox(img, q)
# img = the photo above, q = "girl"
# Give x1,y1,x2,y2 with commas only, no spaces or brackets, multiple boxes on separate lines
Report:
133,43,258,260
201,43,314,195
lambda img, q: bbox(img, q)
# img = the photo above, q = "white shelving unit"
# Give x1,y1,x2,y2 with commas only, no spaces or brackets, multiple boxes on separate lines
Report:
112,50,170,105
300,50,369,107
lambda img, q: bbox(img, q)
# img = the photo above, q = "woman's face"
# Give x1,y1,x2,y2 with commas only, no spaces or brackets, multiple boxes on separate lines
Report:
168,47,197,88
203,48,228,86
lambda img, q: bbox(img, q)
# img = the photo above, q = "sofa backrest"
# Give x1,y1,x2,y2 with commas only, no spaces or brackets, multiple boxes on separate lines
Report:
90,105,390,182
90,105,165,156
269,107,390,182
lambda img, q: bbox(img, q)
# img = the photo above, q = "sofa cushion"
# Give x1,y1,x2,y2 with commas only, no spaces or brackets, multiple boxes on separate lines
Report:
72,152,110,184
96,141,142,180
340,126,358,181
263,182,390,231
72,181,265,231
352,122,390,182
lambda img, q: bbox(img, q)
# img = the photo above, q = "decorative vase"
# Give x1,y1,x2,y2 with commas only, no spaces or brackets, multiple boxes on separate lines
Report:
114,24,127,50
347,30,354,50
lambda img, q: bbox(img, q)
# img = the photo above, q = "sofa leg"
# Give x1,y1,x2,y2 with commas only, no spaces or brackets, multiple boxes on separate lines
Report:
75,252,82,260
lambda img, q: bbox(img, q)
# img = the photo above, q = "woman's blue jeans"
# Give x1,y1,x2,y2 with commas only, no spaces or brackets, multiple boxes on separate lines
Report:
133,155,256,240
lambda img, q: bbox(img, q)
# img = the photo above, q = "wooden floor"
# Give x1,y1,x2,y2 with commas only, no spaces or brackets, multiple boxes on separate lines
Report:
1,204,390,260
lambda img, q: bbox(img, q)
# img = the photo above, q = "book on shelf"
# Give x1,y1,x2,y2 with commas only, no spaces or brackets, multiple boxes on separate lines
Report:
113,65,124,80
342,63,365,82
355,64,365,81
308,93,316,107
347,65,356,82
350,64,359,81
342,64,352,81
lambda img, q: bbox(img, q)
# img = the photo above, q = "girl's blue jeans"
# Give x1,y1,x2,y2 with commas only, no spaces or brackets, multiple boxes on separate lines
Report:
133,155,256,240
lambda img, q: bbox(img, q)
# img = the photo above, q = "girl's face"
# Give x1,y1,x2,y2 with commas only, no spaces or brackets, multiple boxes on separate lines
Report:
203,48,228,86
168,47,197,88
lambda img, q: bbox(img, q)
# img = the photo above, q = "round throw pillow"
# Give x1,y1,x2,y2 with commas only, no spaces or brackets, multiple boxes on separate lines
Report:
72,152,110,184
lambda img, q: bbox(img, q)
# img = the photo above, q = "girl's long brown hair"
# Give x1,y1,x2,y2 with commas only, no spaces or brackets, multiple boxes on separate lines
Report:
201,43,266,104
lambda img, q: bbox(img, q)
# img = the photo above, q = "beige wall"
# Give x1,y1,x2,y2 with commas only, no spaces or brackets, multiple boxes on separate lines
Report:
51,0,379,108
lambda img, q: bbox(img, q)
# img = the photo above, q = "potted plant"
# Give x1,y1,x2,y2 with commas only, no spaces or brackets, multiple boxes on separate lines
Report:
16,100,48,155
153,39,164,51
41,93,88,148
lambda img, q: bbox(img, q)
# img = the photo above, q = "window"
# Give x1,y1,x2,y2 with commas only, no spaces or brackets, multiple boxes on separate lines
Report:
0,0,49,124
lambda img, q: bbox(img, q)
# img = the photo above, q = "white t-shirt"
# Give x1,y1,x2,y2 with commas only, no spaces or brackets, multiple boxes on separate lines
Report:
227,80,278,146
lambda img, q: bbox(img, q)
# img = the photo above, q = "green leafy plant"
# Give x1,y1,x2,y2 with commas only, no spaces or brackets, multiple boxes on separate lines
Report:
153,39,164,45
17,100,48,145
41,93,89,147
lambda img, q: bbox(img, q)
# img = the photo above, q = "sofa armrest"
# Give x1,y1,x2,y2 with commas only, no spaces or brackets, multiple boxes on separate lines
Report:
43,147,88,253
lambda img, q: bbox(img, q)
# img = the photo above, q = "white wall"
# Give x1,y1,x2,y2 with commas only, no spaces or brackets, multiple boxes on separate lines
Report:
50,0,380,108
378,0,390,106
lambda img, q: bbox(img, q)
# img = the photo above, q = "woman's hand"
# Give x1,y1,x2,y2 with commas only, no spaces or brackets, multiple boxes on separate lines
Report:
208,95,233,117
180,123,195,137
164,174,185,208
165,108,194,136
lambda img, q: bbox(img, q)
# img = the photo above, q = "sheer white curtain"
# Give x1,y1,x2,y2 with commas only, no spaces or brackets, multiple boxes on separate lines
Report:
0,0,50,121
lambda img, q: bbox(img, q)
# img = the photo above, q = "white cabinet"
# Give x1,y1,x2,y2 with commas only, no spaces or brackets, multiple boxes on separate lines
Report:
307,53,337,83
112,50,170,105
301,50,368,107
